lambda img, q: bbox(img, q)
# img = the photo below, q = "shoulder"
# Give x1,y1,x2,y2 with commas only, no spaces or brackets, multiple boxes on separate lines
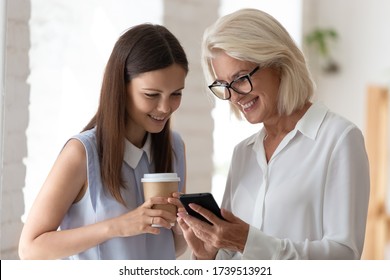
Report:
234,131,260,150
321,109,362,138
171,130,184,142
61,128,98,165
228,131,260,162
72,128,97,145
68,128,99,155
171,130,185,149
62,138,87,165
314,108,367,157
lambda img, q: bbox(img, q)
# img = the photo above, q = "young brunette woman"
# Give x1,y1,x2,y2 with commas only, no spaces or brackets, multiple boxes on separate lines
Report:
19,23,188,260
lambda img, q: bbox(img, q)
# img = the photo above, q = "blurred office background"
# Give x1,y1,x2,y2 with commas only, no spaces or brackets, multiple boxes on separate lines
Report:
1,0,389,259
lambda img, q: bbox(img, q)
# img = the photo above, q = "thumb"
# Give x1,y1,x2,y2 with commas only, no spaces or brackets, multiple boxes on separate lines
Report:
220,208,236,222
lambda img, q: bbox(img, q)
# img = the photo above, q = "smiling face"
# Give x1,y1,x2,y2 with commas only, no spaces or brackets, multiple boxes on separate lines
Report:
211,52,281,124
126,63,186,145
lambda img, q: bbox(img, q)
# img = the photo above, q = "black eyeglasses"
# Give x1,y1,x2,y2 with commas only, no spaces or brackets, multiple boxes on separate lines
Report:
208,65,260,100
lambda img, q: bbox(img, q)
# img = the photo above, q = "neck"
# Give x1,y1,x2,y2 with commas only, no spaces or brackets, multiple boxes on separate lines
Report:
125,126,148,148
264,102,311,139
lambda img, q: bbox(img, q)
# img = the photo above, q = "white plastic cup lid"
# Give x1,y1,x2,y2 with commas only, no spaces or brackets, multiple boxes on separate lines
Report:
141,173,180,183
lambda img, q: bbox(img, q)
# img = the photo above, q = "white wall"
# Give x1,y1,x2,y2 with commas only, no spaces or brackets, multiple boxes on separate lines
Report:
303,0,390,210
1,0,30,259
305,0,390,130
0,0,6,197
0,0,6,259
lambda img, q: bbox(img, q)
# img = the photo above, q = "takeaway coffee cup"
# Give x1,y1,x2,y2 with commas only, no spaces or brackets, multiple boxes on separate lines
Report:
141,173,180,227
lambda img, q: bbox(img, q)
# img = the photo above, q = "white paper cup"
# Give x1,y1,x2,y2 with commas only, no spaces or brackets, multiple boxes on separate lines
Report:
141,173,180,227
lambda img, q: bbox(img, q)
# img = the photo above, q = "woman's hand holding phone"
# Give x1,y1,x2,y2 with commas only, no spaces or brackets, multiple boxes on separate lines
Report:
177,193,250,259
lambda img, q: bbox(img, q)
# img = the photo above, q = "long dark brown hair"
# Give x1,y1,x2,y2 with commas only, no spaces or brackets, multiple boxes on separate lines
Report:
83,24,188,204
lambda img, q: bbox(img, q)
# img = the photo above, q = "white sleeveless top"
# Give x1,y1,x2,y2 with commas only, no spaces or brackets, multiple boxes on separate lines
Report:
60,128,185,259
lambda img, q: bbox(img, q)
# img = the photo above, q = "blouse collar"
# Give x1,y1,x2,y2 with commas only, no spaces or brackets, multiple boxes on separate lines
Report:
249,101,328,147
123,134,152,169
295,101,328,140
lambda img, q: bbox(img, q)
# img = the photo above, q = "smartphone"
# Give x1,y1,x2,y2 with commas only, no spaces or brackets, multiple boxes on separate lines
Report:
179,193,224,225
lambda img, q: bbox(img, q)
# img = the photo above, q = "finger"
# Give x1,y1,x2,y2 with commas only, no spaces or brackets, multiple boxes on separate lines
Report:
189,203,221,225
171,221,184,235
149,208,176,222
144,225,161,235
177,215,195,237
177,217,198,245
220,208,236,222
176,216,189,231
177,214,212,247
167,197,182,208
148,208,177,229
178,209,210,229
149,196,170,205
143,197,170,208
150,216,173,229
177,211,194,228
171,191,183,198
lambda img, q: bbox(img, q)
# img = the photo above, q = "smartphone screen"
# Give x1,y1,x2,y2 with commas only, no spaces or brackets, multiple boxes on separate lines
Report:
179,193,224,225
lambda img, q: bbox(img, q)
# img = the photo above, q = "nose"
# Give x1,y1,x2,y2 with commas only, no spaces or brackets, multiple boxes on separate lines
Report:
157,98,171,114
229,90,242,104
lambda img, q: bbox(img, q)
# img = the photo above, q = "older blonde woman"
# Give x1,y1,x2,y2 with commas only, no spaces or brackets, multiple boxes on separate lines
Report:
177,8,370,260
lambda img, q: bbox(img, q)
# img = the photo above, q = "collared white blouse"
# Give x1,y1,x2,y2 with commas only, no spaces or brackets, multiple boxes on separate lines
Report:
216,102,370,259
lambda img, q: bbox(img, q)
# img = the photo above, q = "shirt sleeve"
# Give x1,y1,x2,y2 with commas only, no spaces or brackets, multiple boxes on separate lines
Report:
315,125,370,259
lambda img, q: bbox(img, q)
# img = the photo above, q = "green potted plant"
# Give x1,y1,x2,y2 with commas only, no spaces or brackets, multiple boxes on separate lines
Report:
305,28,340,73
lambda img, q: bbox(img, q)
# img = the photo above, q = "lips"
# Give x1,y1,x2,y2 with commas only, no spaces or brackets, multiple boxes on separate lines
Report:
239,97,258,112
149,114,166,121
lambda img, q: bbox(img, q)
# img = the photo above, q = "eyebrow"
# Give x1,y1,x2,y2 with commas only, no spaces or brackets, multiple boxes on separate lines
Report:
232,68,252,79
142,86,185,92
142,88,162,92
216,68,252,82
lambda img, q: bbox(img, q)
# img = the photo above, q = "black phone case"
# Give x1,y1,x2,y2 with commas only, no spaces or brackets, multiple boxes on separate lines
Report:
179,193,224,225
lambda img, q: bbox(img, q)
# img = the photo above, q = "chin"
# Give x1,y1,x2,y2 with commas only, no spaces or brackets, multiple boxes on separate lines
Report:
244,115,262,124
147,124,166,134
147,128,164,134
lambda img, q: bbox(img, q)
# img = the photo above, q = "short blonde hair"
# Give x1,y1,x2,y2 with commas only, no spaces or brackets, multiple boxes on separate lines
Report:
202,8,314,116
